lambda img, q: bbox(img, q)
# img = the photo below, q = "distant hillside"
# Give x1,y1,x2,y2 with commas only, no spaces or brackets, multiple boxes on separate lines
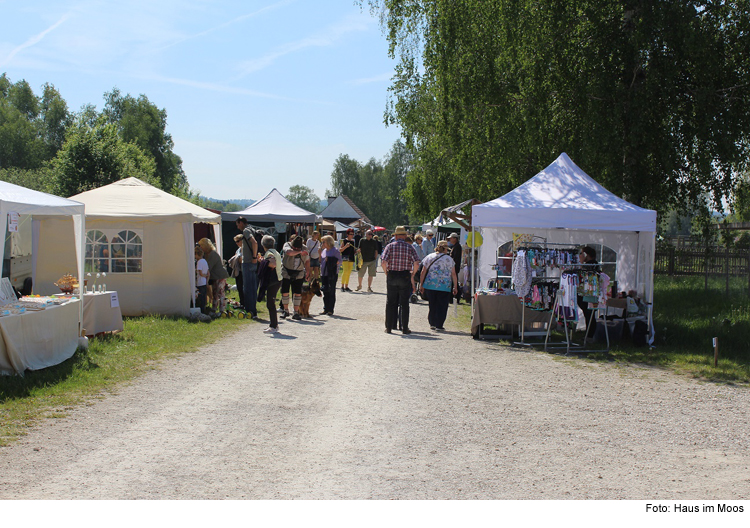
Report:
201,197,255,212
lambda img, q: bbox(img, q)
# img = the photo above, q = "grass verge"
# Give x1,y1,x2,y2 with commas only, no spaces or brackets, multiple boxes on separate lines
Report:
0,280,256,446
465,275,750,385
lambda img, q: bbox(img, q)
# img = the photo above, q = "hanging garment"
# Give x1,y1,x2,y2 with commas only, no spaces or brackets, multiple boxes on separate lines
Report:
511,250,532,298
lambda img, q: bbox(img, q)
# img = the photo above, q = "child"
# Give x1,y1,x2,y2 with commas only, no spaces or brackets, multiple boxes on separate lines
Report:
195,246,209,313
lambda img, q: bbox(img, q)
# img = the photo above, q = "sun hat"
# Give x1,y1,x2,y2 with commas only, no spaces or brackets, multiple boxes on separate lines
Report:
394,226,408,235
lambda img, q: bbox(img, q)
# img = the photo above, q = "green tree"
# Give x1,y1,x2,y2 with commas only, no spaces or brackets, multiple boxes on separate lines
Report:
329,154,363,201
52,119,157,197
286,185,322,213
0,74,71,169
102,88,187,193
363,1,750,220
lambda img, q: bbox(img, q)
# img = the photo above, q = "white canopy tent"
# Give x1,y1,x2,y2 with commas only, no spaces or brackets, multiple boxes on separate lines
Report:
472,153,657,334
0,181,85,373
70,178,221,317
221,188,320,224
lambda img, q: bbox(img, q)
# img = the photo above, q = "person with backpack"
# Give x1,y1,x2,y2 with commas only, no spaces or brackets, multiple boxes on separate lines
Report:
419,240,458,331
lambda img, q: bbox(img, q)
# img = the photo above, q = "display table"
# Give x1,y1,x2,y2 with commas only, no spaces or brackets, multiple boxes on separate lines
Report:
472,294,551,338
0,300,80,374
83,291,123,336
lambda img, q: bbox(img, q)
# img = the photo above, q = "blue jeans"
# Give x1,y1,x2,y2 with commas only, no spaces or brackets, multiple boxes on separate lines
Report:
242,262,258,315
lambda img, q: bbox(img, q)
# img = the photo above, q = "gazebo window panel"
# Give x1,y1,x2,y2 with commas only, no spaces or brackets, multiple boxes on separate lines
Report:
85,230,109,273
84,229,143,274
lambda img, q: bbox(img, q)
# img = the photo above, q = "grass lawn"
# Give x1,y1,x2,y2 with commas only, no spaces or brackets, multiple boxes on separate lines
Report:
464,275,750,385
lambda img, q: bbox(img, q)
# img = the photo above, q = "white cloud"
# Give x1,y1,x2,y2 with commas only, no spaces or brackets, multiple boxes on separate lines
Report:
350,72,392,86
0,13,70,70
233,13,372,78
153,0,296,53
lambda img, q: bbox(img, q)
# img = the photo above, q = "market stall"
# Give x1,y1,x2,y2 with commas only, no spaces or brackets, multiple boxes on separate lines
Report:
70,178,221,317
220,188,320,258
471,153,657,343
0,181,85,374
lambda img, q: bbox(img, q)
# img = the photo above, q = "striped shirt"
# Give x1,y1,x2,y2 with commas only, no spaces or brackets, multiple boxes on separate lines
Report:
381,239,419,272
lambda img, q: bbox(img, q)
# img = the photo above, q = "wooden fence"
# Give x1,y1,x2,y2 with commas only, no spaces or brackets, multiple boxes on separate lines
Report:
655,246,750,295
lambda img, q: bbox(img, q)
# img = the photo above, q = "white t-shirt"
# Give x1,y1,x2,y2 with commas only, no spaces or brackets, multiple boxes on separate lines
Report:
196,258,209,287
306,237,321,259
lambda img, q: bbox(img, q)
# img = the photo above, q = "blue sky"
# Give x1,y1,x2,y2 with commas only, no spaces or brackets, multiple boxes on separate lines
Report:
0,0,402,201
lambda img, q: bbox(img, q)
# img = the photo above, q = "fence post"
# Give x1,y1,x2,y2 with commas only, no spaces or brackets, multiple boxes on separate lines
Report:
669,246,675,275
705,241,709,292
726,245,730,296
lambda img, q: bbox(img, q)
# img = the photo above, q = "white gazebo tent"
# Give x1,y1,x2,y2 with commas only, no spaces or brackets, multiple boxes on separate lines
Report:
0,181,85,373
221,188,320,224
472,153,657,338
70,178,221,317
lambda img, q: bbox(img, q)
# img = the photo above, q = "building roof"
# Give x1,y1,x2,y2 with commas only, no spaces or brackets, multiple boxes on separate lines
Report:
320,195,372,224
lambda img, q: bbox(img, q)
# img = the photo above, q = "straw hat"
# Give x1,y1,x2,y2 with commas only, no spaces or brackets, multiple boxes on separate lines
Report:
394,226,407,235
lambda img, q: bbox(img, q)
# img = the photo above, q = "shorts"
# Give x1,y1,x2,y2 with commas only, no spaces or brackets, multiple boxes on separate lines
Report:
358,260,377,278
310,257,320,268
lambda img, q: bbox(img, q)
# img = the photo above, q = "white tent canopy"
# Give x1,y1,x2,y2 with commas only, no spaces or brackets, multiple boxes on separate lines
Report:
472,153,657,321
0,181,85,299
221,188,320,224
0,181,85,372
70,178,221,317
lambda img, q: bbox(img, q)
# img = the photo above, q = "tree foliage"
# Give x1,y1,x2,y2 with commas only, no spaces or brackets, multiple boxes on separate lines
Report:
363,1,750,220
0,74,190,198
286,185,322,213
52,119,157,197
328,141,412,227
102,89,187,193
0,74,71,170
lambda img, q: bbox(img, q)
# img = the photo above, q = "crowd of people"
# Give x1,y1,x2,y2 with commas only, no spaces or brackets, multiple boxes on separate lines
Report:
195,217,469,335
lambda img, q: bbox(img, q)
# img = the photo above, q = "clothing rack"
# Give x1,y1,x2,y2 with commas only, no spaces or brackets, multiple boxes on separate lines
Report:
511,241,582,346
542,264,610,355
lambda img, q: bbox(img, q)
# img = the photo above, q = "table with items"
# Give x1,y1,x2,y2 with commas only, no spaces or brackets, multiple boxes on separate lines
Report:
0,292,80,374
471,289,551,339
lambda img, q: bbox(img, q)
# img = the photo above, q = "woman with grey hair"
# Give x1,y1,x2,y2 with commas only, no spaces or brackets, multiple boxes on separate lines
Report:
260,235,283,333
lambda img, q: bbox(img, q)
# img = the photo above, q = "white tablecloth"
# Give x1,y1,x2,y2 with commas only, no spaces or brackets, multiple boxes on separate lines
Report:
83,291,123,336
0,300,80,374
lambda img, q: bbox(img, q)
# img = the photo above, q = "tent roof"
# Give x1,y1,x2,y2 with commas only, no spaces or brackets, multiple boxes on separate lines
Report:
333,221,357,233
221,188,319,223
0,180,84,216
472,153,656,232
71,178,220,223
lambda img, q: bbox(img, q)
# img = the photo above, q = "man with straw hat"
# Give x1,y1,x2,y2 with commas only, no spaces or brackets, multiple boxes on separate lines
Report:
380,226,420,334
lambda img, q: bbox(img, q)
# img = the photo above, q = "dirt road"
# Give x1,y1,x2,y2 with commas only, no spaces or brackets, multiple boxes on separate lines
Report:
1,273,749,499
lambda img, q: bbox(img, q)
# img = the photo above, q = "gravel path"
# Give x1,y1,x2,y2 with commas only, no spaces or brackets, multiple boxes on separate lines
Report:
1,273,749,499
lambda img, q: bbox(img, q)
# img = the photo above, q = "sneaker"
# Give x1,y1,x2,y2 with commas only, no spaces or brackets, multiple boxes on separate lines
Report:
436,327,445,332
341,286,346,292
319,311,329,315
250,313,259,320
430,326,436,330
263,326,279,334
345,287,353,292
367,287,373,292
280,310,289,319
292,312,302,320
355,285,362,291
